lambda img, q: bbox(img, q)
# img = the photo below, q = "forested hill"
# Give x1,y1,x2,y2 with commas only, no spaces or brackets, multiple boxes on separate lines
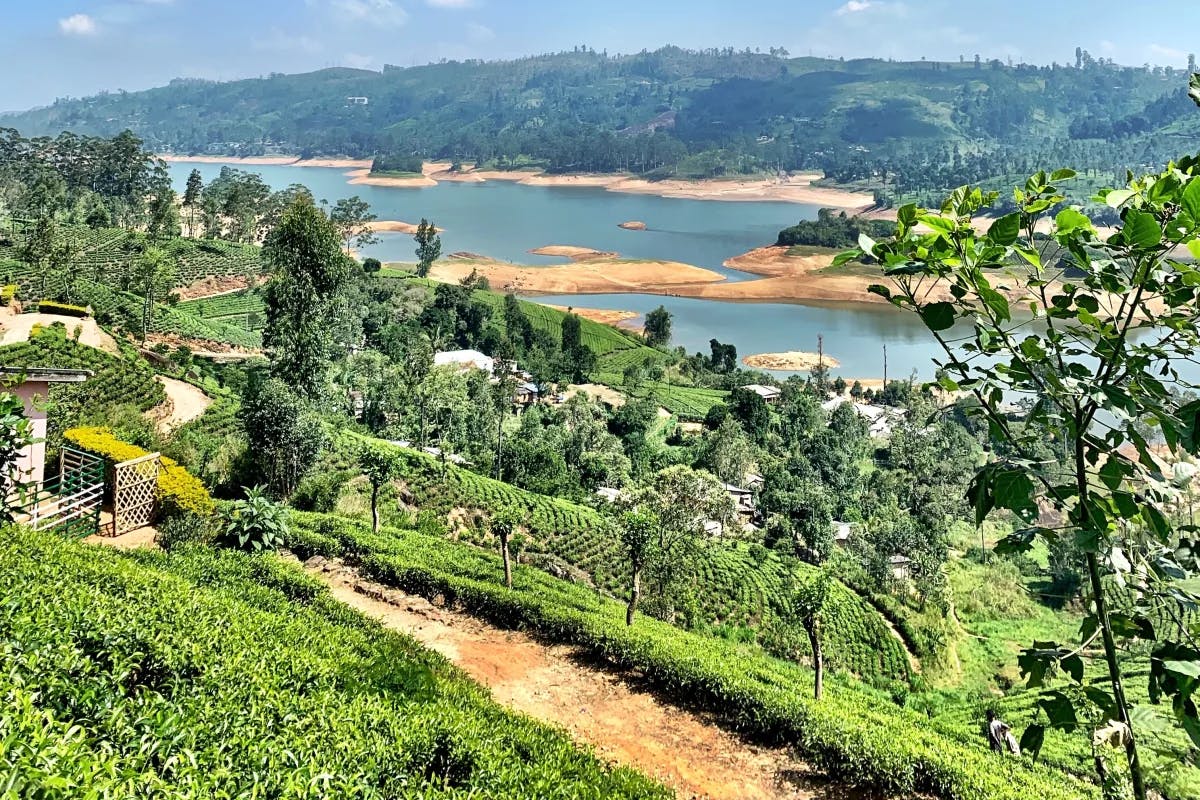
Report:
5,46,1199,200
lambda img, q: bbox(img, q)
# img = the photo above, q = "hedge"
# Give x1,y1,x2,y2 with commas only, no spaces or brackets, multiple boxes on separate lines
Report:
285,511,1098,800
35,300,90,317
64,426,215,517
0,527,667,798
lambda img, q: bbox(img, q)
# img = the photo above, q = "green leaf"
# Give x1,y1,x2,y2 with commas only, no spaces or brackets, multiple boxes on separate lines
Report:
1105,189,1136,209
857,232,878,255
1050,168,1077,182
1054,207,1091,234
987,213,1021,246
1020,724,1045,763
1183,178,1200,224
918,302,956,332
1163,659,1200,679
1123,210,1163,249
832,249,861,267
1188,240,1200,261
866,284,892,300
1191,73,1200,108
1038,691,1079,732
1061,654,1084,684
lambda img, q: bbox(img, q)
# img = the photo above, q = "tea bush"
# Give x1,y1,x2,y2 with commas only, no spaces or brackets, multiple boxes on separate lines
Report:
284,511,1098,800
0,527,665,798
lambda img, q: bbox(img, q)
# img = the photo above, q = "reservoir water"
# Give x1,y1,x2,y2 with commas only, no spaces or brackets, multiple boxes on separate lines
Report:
168,162,938,379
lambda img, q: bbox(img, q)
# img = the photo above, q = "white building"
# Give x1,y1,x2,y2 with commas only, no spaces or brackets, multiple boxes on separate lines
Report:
821,395,907,438
740,384,782,405
434,349,494,375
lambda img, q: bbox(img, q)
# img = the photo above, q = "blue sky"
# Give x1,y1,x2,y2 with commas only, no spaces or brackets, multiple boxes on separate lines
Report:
3,0,1197,111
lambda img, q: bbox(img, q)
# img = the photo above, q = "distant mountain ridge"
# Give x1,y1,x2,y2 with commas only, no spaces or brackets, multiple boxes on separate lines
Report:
6,46,1197,197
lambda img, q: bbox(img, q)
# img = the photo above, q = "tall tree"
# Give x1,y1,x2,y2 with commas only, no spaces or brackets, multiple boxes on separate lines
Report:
329,195,379,254
131,246,177,342
262,197,351,400
414,218,441,278
839,159,1200,799
358,444,401,533
240,377,327,497
644,305,672,347
620,509,657,625
490,505,520,589
182,169,203,237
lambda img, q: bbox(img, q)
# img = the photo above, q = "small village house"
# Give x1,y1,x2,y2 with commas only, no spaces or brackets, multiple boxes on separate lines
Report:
434,349,494,375
740,384,782,405
2,366,92,485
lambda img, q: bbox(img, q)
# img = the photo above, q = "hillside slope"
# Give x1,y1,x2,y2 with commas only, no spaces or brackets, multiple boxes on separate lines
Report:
0,527,667,798
5,48,1189,186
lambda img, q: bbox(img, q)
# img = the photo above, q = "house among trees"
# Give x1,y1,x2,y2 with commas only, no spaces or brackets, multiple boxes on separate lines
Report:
889,554,912,582
740,384,782,405
3,366,92,485
345,96,369,105
513,381,540,407
434,349,494,375
822,395,907,437
832,520,854,548
723,482,756,517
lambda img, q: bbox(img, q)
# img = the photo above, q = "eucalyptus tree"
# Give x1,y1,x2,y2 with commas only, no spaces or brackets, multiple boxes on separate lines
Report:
838,143,1200,797
414,218,441,278
131,246,176,342
330,195,379,254
358,444,401,534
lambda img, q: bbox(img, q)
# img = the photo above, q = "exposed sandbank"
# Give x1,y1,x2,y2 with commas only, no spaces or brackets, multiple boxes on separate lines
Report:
162,155,872,207
542,304,642,331
530,245,617,261
367,220,443,234
743,351,842,371
428,255,725,295
619,221,648,230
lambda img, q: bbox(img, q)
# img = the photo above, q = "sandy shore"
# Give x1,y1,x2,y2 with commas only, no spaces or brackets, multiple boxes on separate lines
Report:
367,220,443,234
160,155,373,169
428,255,725,295
530,245,617,261
162,155,871,207
743,351,842,371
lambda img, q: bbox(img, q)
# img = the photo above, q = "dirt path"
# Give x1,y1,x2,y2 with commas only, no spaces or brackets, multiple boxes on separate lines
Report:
305,557,844,800
149,376,212,433
0,311,119,354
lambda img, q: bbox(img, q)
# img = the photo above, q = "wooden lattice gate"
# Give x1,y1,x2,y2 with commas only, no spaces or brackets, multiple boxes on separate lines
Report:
113,453,160,535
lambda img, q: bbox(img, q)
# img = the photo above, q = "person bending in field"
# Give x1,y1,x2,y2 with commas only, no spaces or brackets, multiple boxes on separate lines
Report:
986,709,1021,755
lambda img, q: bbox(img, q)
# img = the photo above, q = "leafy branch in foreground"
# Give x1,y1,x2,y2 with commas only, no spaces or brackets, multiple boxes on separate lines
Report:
838,154,1200,798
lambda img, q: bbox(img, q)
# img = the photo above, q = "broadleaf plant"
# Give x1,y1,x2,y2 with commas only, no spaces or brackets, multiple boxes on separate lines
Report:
841,147,1200,798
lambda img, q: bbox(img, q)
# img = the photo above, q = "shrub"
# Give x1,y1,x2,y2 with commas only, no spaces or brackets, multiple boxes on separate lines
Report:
36,300,90,317
291,469,353,513
0,284,16,306
219,486,287,552
0,527,667,798
64,426,215,517
155,510,216,550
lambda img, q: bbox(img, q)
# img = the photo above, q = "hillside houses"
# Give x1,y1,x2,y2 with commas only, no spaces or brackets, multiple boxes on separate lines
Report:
822,395,907,437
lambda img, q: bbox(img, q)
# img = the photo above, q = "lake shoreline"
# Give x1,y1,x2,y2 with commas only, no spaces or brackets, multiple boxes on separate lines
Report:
159,155,874,208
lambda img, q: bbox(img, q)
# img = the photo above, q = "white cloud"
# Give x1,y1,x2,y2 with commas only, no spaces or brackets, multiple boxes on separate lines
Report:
836,0,873,15
343,52,375,69
466,22,495,43
58,13,98,36
1148,43,1186,64
332,0,408,27
253,29,324,54
427,0,476,7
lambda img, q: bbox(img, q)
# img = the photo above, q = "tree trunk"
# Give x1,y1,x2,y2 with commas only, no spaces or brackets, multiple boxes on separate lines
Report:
808,623,824,700
501,532,512,589
371,483,380,534
1076,435,1145,800
626,566,641,626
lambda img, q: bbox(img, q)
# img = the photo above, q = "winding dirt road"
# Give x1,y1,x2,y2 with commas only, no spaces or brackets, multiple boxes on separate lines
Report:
305,556,855,800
